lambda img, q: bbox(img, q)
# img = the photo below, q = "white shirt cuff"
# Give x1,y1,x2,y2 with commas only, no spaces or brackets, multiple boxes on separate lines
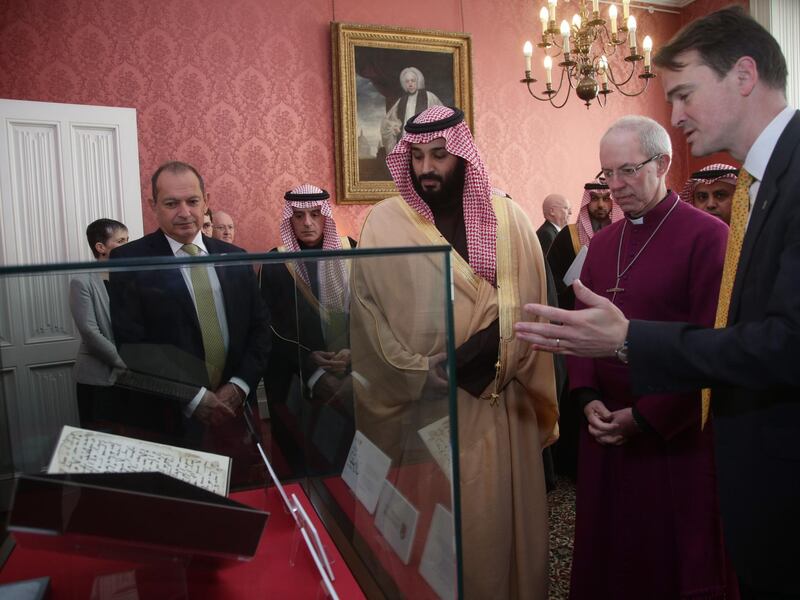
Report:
351,370,370,391
306,368,326,396
184,387,207,417
229,377,250,398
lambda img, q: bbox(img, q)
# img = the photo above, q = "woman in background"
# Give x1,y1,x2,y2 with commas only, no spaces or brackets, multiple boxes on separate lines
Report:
70,218,129,429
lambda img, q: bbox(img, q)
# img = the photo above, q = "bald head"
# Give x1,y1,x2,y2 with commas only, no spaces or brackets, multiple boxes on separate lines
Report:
212,210,235,243
542,194,571,228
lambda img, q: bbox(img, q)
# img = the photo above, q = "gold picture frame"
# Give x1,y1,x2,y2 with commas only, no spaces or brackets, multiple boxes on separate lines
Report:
331,22,474,205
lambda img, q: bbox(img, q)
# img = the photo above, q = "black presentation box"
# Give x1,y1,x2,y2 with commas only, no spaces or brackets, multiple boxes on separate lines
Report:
7,472,268,564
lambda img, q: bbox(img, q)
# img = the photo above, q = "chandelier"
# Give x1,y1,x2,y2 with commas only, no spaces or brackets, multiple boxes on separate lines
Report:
521,0,655,108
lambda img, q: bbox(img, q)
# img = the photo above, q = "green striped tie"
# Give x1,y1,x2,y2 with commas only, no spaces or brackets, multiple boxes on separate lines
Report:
182,244,225,389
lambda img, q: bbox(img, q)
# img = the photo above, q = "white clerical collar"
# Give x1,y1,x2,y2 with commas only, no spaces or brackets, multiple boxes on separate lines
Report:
165,231,207,256
744,105,794,182
627,216,644,225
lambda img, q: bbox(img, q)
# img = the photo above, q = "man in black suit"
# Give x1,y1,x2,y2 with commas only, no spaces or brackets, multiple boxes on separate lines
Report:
109,162,270,465
515,7,799,597
535,193,570,254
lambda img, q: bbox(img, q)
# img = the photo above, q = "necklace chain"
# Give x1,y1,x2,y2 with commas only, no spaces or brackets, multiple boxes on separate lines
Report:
611,197,680,302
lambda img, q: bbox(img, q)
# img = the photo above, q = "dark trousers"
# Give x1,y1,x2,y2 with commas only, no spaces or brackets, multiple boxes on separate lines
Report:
738,579,800,600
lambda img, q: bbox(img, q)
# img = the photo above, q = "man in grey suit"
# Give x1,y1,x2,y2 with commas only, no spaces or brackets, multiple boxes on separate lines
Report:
515,7,800,597
70,218,129,427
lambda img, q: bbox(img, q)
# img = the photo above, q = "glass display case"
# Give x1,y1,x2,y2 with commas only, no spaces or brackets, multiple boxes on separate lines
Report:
0,246,461,599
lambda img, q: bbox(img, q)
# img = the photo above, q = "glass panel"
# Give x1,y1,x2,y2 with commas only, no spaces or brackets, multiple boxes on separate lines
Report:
262,249,460,599
0,248,461,598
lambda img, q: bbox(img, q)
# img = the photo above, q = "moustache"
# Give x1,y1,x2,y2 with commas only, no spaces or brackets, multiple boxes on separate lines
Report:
419,173,444,184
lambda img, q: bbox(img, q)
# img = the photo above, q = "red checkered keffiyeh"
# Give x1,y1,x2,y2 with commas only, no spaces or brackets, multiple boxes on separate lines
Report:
679,163,739,204
281,184,347,310
577,179,624,247
386,105,498,285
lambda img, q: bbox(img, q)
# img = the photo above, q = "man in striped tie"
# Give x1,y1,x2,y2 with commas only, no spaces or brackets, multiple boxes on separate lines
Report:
109,162,271,465
515,6,800,598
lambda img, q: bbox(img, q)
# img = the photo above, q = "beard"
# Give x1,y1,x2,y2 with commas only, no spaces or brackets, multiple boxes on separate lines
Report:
588,208,610,221
590,216,611,232
411,159,466,208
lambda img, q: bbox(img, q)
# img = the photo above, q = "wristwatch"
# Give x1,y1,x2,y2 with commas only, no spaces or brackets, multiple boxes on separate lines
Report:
615,340,629,364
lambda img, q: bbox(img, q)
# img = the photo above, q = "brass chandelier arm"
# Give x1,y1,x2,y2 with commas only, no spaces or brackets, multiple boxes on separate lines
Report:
524,66,569,104
606,61,637,88
548,68,573,109
525,80,554,102
611,75,652,97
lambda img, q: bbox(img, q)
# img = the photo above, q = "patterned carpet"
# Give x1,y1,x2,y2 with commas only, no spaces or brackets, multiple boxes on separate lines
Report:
548,478,576,600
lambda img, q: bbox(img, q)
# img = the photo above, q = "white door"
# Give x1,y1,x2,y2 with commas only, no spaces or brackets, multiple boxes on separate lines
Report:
0,99,142,482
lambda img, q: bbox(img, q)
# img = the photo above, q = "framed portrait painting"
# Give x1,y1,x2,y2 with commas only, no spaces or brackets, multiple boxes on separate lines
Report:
331,22,473,204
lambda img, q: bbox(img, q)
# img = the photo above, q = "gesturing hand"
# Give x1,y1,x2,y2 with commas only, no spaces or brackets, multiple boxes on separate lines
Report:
514,280,629,357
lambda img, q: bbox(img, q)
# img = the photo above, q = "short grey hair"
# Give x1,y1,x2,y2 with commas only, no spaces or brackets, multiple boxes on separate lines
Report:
399,67,425,90
602,115,672,158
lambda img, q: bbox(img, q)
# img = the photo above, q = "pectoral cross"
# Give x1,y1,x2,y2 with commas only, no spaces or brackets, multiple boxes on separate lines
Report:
606,281,624,303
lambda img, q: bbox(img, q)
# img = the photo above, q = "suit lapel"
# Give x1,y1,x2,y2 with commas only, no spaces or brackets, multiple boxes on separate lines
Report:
730,111,800,319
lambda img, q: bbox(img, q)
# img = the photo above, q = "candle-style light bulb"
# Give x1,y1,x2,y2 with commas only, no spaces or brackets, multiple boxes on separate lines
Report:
524,41,533,72
628,15,637,50
592,0,599,13
599,55,609,84
622,0,630,19
548,0,557,23
560,19,571,54
544,54,553,84
609,4,618,35
540,7,549,34
572,14,581,29
643,35,653,67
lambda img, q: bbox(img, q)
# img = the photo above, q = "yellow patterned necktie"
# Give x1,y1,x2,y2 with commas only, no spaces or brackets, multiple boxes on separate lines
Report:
701,168,754,428
182,244,226,389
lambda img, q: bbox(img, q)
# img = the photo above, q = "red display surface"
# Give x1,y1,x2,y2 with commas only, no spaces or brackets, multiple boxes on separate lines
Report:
0,484,365,599
322,462,454,600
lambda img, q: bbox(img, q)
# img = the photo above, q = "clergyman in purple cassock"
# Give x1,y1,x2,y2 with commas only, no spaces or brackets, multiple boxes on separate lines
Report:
567,116,737,599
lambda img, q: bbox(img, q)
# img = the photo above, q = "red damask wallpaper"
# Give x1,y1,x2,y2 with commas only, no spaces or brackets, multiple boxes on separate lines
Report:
0,0,744,251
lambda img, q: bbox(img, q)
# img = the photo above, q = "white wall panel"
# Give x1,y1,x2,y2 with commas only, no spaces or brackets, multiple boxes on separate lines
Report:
22,273,74,343
9,123,68,265
21,362,77,470
71,126,123,262
0,278,11,348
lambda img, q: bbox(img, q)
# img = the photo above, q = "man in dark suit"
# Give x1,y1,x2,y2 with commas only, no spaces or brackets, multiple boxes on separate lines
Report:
259,184,356,477
109,162,270,467
535,193,570,254
515,7,799,597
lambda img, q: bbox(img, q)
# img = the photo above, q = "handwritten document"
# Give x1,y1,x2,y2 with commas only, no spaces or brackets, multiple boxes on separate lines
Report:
419,504,456,600
418,416,452,483
47,426,231,496
374,479,419,565
342,430,391,514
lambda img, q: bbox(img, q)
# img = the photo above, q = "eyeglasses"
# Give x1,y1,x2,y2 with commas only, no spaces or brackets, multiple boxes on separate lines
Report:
212,225,235,231
596,154,663,182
